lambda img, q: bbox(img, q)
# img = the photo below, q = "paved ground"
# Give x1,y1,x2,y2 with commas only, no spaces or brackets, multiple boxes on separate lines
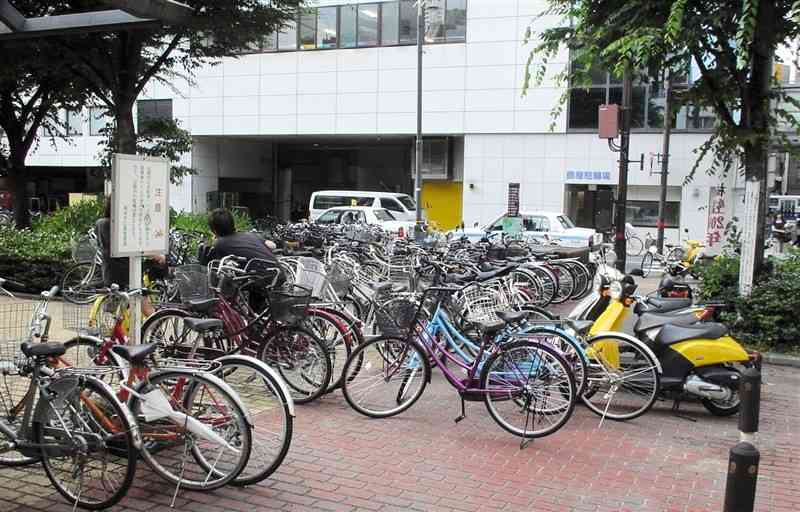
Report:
1,281,799,512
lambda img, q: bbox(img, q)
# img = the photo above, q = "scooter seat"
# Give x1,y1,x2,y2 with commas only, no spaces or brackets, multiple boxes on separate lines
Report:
644,297,693,312
634,311,701,334
654,323,728,347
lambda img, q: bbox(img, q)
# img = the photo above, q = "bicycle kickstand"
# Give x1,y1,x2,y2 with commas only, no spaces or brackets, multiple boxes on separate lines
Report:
671,398,697,422
454,396,466,424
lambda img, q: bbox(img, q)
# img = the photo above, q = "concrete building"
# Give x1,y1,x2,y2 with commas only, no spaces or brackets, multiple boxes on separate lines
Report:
20,0,771,249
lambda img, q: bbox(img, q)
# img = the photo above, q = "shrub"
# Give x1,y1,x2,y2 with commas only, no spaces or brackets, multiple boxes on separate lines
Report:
170,209,253,237
694,254,740,303
33,198,104,239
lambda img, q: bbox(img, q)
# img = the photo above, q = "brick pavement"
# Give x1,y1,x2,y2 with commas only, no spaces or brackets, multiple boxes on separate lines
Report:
1,362,798,512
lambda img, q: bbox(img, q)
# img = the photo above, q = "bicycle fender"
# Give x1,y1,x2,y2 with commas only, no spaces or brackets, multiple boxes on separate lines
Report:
35,374,142,450
214,355,296,418
587,331,663,374
136,369,254,427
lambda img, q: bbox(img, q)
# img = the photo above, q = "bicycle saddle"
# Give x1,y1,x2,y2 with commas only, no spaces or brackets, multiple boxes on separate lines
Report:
474,265,518,282
111,343,159,364
187,298,219,313
654,323,727,348
184,317,224,333
20,342,65,358
496,310,529,325
475,320,506,337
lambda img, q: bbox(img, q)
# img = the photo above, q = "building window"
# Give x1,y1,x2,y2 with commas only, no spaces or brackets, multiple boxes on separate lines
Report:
357,4,379,47
381,1,399,45
424,0,445,43
136,99,173,135
278,20,297,51
299,8,317,50
399,0,418,44
318,7,338,48
567,62,696,131
340,5,357,48
64,110,83,136
445,0,466,41
626,201,681,228
89,107,111,136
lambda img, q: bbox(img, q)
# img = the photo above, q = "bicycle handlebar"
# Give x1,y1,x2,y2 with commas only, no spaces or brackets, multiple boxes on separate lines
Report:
0,277,25,290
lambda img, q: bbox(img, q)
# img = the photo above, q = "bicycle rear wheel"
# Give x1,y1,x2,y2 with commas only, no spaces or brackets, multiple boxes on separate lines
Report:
342,337,429,418
129,370,252,491
641,252,654,277
549,263,576,304
481,340,576,438
0,371,38,467
36,375,138,510
627,236,644,257
61,262,103,304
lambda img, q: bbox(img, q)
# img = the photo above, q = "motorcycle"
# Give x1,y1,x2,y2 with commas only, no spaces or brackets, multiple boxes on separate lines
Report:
573,268,759,416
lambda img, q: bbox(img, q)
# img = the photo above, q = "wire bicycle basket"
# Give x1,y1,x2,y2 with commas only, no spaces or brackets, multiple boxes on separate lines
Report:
175,264,211,302
71,234,99,264
268,284,312,324
0,302,38,369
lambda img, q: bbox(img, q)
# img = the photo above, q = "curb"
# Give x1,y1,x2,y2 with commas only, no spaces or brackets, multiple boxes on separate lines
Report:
762,352,800,368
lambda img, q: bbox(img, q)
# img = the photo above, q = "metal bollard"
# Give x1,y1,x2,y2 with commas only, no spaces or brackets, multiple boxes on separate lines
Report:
723,367,761,512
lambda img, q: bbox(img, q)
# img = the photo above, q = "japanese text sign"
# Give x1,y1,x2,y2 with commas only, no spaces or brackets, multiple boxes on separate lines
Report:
111,154,170,257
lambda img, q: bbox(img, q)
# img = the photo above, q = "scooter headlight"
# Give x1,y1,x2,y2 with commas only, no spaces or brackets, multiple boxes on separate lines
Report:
609,281,623,300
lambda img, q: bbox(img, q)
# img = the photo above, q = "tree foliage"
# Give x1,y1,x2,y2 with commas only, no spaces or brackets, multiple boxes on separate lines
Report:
524,0,800,273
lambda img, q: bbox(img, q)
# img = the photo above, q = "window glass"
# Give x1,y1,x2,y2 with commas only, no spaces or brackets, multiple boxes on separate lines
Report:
397,195,415,210
263,33,277,52
65,110,82,136
317,7,338,48
626,201,680,228
299,8,317,49
374,209,394,221
399,0,418,44
422,138,448,176
340,5,357,48
489,216,506,231
380,198,403,212
568,88,605,129
316,210,340,224
531,216,550,232
424,0,445,43
445,0,466,41
278,20,297,50
558,215,576,229
381,1,399,45
358,3,379,47
89,107,110,136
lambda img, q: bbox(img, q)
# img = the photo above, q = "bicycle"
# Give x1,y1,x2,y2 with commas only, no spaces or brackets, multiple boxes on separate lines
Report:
61,284,294,487
625,223,644,256
341,285,577,441
0,287,140,510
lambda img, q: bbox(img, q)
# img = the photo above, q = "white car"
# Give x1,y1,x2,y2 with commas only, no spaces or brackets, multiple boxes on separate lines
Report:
454,211,602,249
314,206,415,235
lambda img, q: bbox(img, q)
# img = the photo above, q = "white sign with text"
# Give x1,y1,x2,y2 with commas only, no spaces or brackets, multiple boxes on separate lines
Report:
111,154,170,258
738,179,760,296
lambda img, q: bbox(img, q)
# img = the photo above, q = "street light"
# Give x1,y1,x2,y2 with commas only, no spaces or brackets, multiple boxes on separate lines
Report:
413,0,425,240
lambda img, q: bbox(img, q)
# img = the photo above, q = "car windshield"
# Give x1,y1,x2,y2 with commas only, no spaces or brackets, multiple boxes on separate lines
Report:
397,195,416,210
373,209,395,221
558,215,576,229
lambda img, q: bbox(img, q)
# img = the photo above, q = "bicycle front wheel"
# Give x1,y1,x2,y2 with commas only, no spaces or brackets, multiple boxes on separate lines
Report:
582,334,660,421
213,356,293,486
481,340,576,438
627,236,644,257
130,370,252,491
36,375,138,510
259,327,332,404
61,262,103,304
342,337,429,418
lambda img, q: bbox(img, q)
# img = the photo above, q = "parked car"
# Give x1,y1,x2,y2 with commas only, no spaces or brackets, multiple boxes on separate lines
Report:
453,211,602,249
309,190,421,222
314,206,416,235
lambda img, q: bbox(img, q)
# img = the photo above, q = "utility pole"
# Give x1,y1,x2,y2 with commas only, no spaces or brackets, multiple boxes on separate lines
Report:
413,0,425,241
613,67,633,272
657,75,673,254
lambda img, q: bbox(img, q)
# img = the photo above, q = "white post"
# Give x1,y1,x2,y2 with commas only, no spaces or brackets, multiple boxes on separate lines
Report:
739,178,761,296
129,255,142,345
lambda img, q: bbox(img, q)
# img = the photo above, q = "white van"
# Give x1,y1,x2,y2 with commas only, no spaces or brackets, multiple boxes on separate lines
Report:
309,190,419,222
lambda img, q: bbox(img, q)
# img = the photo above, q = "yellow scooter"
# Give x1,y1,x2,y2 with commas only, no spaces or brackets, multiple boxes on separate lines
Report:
591,269,759,416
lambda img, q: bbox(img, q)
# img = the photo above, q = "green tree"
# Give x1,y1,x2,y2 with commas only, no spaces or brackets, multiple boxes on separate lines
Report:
525,0,800,275
0,2,87,228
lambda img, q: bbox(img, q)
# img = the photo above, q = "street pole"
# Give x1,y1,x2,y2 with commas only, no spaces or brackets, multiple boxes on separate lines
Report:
657,75,673,254
413,0,425,241
613,67,633,272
